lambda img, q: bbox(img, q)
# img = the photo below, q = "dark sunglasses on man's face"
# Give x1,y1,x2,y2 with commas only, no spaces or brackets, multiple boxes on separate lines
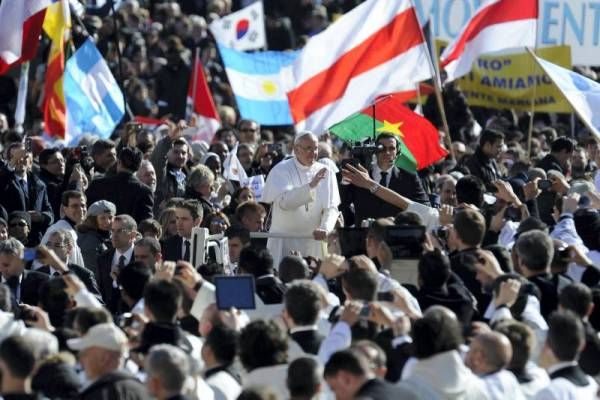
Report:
9,221,27,228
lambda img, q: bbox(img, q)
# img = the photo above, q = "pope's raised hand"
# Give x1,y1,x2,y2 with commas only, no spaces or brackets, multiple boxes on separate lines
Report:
310,167,328,189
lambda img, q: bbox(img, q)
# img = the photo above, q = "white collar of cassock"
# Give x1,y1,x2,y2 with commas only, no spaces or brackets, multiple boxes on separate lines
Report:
293,157,314,172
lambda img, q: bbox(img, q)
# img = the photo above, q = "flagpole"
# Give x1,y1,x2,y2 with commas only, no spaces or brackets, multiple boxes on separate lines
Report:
411,2,455,160
14,62,29,134
190,47,201,124
526,17,540,161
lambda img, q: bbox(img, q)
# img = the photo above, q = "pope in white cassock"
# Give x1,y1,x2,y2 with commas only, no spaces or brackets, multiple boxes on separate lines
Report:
261,131,340,265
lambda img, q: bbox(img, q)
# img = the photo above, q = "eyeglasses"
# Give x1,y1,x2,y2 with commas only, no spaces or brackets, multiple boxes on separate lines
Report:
9,221,27,228
296,145,318,152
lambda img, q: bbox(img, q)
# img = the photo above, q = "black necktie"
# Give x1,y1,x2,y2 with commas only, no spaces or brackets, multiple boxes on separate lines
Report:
19,179,29,204
183,240,191,262
118,255,127,269
379,171,388,187
5,276,19,302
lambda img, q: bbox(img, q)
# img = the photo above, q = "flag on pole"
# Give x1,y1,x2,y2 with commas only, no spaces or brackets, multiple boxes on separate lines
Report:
14,62,30,130
0,0,53,74
329,95,448,172
283,0,432,135
532,55,600,139
63,38,125,144
209,1,266,51
42,0,71,138
223,143,248,182
218,44,298,126
440,0,538,82
186,52,220,143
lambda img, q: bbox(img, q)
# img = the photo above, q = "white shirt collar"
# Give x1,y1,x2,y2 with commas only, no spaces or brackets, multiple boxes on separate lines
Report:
113,246,134,265
547,361,578,375
371,163,393,185
289,325,318,334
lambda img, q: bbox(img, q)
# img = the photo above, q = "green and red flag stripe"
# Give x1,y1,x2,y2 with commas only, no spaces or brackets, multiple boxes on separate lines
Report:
329,94,448,172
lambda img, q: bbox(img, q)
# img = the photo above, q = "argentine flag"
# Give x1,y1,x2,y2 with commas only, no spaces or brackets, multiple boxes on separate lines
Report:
218,44,298,126
534,54,600,139
64,38,125,144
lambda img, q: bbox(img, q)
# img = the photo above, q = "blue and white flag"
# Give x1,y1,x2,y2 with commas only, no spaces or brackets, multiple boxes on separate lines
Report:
218,44,297,126
64,38,125,144
534,55,600,138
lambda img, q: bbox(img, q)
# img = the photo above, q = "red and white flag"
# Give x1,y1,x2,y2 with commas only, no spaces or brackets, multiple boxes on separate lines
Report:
186,53,221,143
283,0,432,134
440,0,538,82
0,0,53,75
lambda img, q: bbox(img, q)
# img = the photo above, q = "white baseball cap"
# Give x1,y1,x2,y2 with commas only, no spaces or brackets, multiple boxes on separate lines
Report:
67,323,128,353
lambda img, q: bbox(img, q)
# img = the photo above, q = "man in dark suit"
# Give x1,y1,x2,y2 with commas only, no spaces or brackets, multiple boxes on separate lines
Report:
462,129,504,192
537,311,598,398
0,238,49,308
0,142,54,245
96,215,138,313
282,281,324,355
161,199,203,264
340,133,429,227
36,229,102,300
514,230,571,318
86,147,154,223
238,247,286,305
324,349,420,399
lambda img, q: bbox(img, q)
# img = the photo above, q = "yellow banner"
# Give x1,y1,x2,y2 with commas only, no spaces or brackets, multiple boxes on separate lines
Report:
453,45,573,113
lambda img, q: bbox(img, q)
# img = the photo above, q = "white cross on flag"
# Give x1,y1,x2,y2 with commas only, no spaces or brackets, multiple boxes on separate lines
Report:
209,1,266,51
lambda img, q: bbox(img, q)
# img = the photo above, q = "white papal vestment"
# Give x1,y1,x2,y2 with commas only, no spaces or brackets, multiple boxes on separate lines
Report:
262,157,340,266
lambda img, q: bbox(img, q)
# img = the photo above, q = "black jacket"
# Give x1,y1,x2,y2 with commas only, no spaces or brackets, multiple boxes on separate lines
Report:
162,235,185,263
5,270,50,308
340,165,429,226
79,371,148,400
463,147,502,191
527,272,572,319
355,378,420,400
290,329,324,355
86,171,154,223
37,263,102,300
537,153,565,174
96,249,133,313
255,275,286,304
0,165,53,244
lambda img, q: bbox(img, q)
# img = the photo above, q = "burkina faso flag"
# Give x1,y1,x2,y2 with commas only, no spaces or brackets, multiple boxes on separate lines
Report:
329,95,448,172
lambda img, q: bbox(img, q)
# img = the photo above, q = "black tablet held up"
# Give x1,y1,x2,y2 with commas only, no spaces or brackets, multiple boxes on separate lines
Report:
214,275,256,310
337,227,368,258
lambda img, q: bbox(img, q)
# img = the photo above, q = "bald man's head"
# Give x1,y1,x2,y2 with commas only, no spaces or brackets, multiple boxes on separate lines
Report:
466,332,512,375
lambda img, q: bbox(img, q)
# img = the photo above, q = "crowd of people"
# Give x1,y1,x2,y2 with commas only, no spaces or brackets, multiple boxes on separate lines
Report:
0,0,599,400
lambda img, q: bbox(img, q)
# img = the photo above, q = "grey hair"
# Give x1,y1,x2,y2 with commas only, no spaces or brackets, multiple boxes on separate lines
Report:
114,214,138,232
49,229,73,246
294,131,317,145
0,237,24,258
188,164,214,189
146,344,190,393
23,328,59,361
514,230,554,272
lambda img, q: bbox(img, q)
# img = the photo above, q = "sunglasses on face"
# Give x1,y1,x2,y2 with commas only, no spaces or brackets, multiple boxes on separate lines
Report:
9,221,27,228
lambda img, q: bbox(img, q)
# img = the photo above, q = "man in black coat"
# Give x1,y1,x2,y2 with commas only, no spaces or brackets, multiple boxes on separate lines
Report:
340,133,429,227
463,128,504,192
96,215,138,313
282,281,324,355
87,147,154,223
161,199,203,264
324,349,420,400
0,143,54,245
155,38,191,121
0,238,49,308
537,137,575,174
35,229,102,300
238,247,286,305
